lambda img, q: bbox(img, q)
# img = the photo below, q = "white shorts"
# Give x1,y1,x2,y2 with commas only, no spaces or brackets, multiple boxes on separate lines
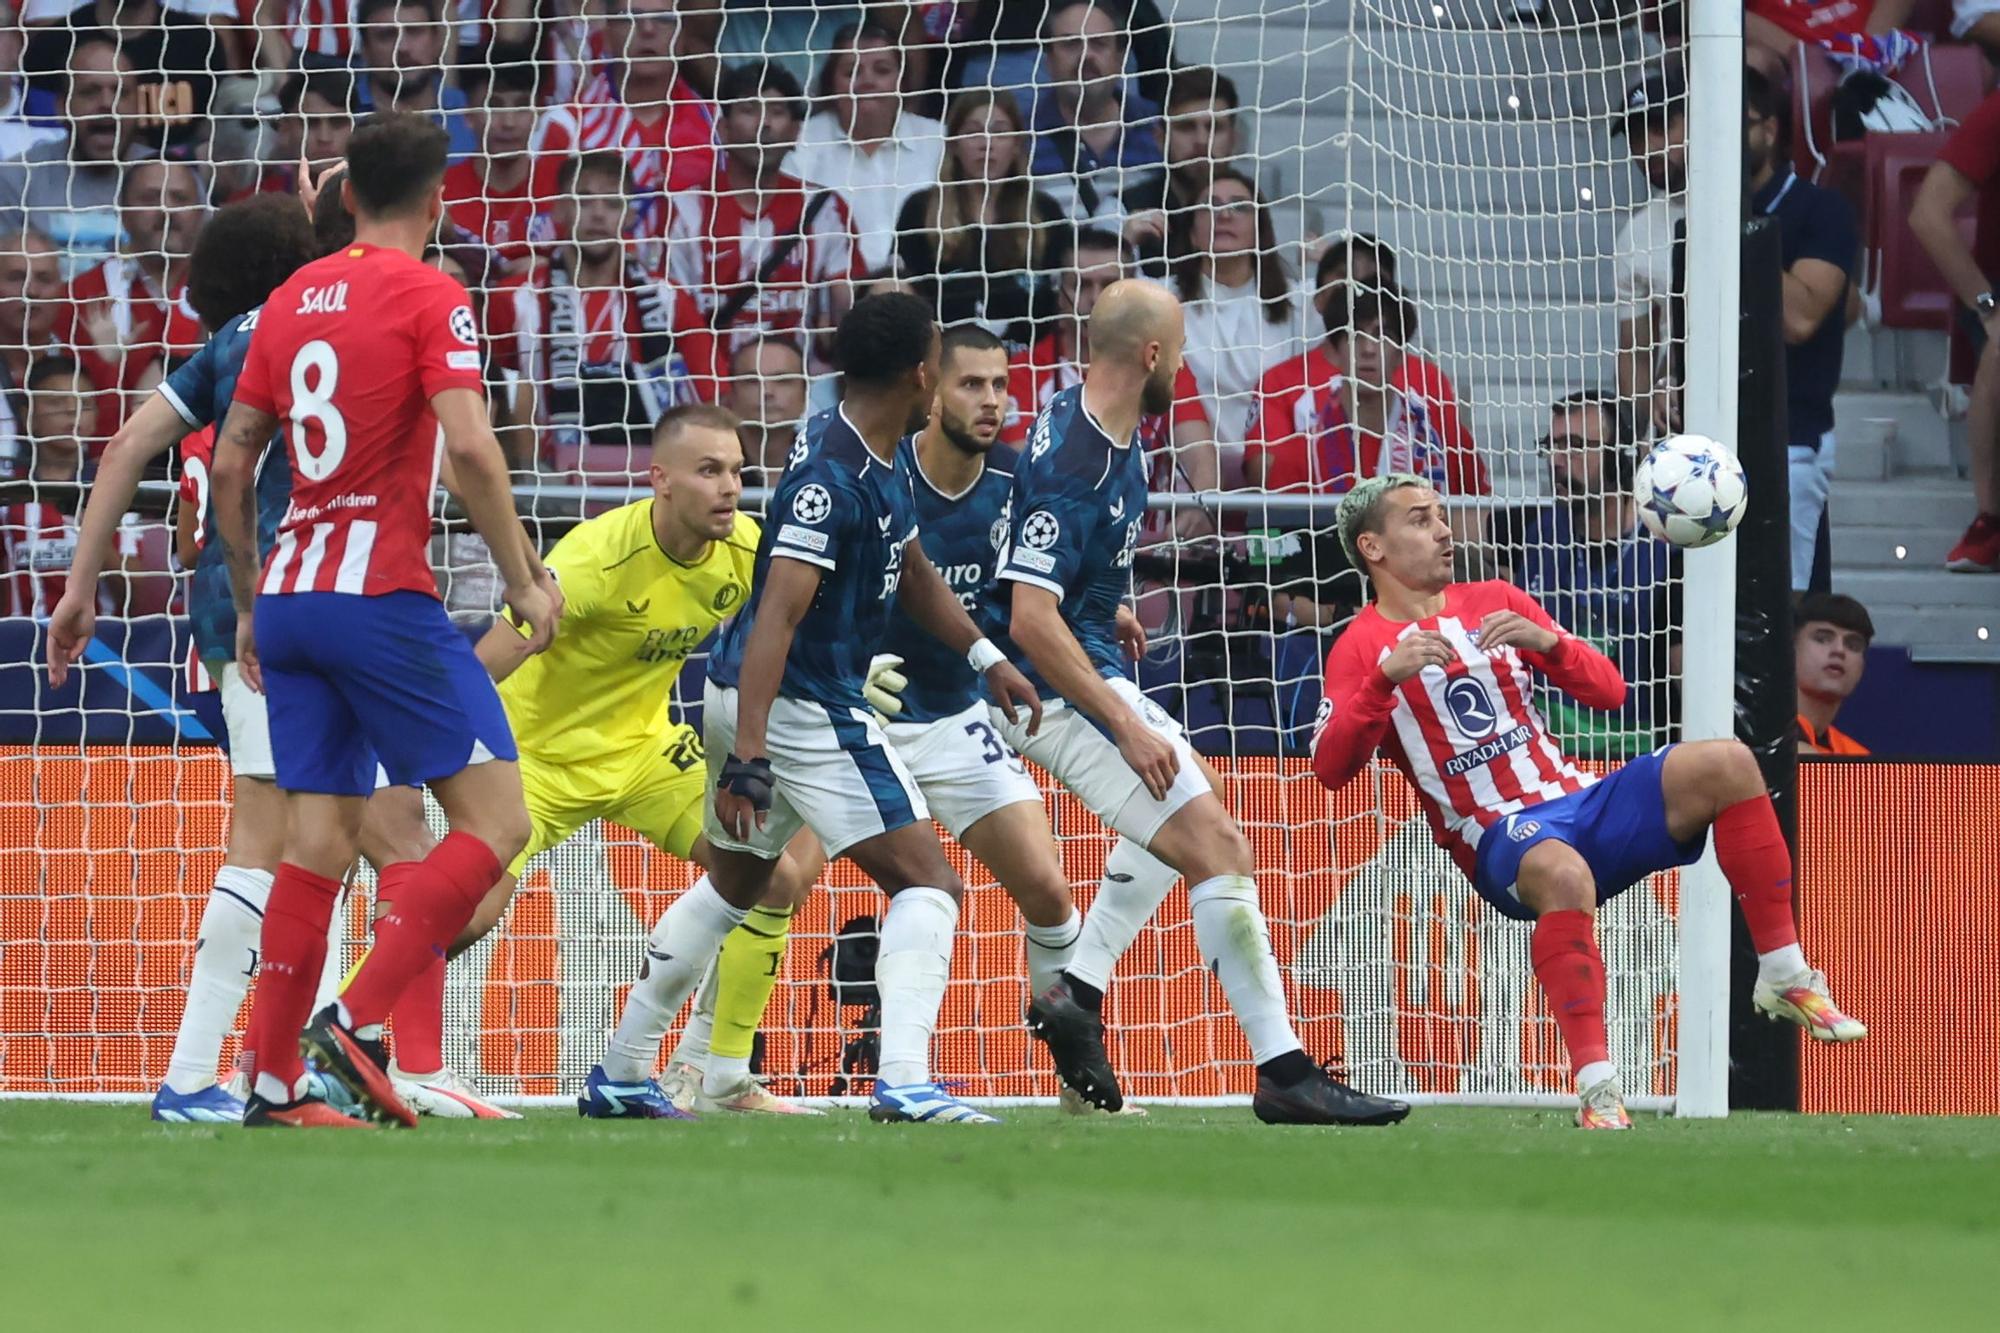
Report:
885,699,1043,839
211,660,394,791
993,675,1209,847
214,661,276,781
702,681,930,860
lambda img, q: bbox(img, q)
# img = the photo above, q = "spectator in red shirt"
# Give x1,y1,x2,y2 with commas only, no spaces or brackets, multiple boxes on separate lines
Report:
724,333,808,488
488,150,697,462
1002,226,1217,544
58,157,207,447
1248,284,1486,498
1746,0,1922,84
0,227,64,479
444,59,547,280
667,60,859,392
894,88,1063,345
530,0,719,272
1909,88,2000,572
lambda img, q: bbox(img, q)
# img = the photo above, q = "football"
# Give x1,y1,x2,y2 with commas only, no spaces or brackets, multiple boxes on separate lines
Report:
1634,434,1750,548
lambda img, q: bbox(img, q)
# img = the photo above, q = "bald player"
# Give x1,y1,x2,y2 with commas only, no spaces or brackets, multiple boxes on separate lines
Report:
981,280,1410,1126
458,402,846,1117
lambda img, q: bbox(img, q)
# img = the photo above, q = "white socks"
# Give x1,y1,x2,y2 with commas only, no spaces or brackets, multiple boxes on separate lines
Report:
1065,838,1179,991
1576,1060,1618,1093
1757,943,1809,986
874,886,959,1088
601,876,746,1083
1023,909,1082,998
668,958,719,1071
164,866,272,1094
1188,874,1300,1066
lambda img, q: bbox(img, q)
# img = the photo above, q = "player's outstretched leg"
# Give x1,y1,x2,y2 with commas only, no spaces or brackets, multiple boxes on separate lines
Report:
582,863,758,1120
1147,797,1410,1127
1514,841,1628,1129
836,824,995,1125
354,790,520,1121
1662,742,1865,1041
154,865,270,1123
675,834,824,1115
239,793,373,1129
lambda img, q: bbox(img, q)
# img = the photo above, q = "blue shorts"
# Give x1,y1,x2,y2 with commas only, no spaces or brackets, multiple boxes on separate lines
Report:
1471,746,1705,922
255,590,517,796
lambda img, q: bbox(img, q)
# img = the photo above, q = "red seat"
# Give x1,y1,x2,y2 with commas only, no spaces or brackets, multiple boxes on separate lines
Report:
1896,43,1997,125
1902,0,1957,40
1864,131,1978,331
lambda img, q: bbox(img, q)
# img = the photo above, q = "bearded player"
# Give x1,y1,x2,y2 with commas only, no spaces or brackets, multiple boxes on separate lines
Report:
985,280,1406,1126
656,326,1107,1114
211,113,559,1128
1311,474,1865,1130
600,294,1044,1125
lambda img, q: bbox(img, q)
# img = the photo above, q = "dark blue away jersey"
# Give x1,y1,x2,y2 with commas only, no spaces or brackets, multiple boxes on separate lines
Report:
709,406,920,711
979,384,1144,697
159,307,290,664
877,437,1017,723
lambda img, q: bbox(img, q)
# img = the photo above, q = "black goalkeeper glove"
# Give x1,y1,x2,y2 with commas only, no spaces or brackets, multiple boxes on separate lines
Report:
718,754,775,813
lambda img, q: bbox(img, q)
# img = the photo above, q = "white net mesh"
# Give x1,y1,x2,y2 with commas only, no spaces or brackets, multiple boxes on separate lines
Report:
2,0,1694,1105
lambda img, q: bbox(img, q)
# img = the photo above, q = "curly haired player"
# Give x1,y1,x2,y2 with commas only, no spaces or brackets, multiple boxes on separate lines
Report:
1311,474,1864,1129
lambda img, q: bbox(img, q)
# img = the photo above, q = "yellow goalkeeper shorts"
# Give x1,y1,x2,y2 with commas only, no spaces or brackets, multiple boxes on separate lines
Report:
508,724,709,878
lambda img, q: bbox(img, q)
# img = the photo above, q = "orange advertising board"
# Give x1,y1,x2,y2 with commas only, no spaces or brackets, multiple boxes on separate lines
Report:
1,748,1986,1111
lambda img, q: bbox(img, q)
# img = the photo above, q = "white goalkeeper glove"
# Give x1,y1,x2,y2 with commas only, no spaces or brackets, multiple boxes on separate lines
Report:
864,653,908,724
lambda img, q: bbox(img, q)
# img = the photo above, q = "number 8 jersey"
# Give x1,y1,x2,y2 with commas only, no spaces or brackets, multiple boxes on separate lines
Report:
232,243,487,599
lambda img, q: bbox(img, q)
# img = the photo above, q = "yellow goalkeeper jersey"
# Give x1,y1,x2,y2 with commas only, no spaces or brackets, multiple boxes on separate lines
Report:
501,500,760,768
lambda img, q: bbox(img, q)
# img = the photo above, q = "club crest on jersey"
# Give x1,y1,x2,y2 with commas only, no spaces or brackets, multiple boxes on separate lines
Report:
1021,510,1061,550
1444,677,1499,738
713,582,742,611
793,484,833,524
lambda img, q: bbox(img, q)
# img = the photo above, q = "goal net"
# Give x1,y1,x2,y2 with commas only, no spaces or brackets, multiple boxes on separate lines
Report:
1,0,1712,1108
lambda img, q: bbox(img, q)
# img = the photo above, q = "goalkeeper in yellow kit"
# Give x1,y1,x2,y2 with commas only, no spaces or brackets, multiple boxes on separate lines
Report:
455,402,854,1116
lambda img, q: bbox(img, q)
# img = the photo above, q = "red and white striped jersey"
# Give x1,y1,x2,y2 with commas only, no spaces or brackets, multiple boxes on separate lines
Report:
1312,581,1627,879
232,244,484,599
59,255,206,442
530,73,717,265
664,170,861,381
178,426,215,692
0,500,138,618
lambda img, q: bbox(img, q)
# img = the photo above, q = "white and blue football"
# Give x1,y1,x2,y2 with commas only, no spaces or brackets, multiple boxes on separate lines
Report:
1634,434,1749,549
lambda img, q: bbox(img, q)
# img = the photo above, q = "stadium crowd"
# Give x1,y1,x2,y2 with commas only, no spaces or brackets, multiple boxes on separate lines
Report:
4,0,1990,754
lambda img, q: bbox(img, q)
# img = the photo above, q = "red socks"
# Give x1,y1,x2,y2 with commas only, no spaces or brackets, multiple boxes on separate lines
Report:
1531,909,1609,1075
377,861,447,1075
243,862,342,1099
1713,795,1799,954
341,832,500,1031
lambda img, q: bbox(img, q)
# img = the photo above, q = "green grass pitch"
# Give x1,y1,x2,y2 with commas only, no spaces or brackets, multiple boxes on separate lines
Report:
1,1103,1993,1332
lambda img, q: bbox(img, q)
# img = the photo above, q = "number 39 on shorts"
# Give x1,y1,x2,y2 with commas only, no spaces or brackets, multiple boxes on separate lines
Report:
289,339,347,481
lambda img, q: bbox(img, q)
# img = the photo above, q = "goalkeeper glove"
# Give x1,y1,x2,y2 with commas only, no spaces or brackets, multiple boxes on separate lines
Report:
864,653,907,724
